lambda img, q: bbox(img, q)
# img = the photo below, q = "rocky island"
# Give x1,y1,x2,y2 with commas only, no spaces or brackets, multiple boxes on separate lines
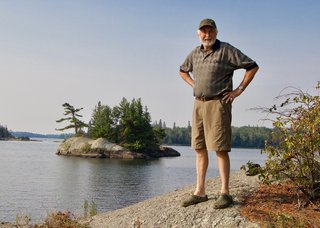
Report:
56,136,180,159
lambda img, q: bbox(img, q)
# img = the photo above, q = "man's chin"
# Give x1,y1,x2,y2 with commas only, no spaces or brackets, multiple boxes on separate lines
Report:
202,40,215,48
203,43,213,48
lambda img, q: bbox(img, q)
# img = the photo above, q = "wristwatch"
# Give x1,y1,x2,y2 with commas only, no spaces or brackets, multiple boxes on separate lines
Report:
238,85,245,91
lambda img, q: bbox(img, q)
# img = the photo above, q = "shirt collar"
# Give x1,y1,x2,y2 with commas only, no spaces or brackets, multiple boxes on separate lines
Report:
200,39,221,52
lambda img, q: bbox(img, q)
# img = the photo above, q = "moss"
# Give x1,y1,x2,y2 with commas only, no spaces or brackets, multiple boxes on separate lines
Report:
81,143,92,153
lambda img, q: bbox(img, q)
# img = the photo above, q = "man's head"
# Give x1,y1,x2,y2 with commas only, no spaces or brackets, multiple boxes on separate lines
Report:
198,18,217,30
197,18,218,49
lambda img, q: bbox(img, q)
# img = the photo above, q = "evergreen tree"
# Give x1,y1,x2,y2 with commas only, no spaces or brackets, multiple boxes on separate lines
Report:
163,121,167,129
0,124,13,139
114,98,158,152
88,101,116,141
56,103,88,135
153,119,166,145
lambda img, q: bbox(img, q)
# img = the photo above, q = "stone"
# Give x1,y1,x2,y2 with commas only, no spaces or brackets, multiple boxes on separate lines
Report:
81,171,260,228
56,136,180,159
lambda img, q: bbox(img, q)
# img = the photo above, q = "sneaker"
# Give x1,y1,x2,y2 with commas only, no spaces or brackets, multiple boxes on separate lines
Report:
213,194,233,209
181,195,209,207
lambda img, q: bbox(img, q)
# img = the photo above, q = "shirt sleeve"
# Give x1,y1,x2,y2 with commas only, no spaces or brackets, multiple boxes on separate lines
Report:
228,45,258,71
179,51,194,73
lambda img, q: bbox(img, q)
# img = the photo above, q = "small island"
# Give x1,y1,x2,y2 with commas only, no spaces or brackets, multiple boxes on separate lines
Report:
0,124,31,141
55,99,181,159
57,136,180,159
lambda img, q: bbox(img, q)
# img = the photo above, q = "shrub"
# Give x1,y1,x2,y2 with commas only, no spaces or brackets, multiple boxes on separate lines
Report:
258,82,320,203
83,200,98,218
36,211,89,228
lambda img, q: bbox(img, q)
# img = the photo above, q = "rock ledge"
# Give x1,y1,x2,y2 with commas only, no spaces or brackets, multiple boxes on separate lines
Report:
83,171,260,228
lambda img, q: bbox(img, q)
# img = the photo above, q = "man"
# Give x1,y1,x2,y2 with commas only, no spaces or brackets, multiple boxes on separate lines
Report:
179,19,259,209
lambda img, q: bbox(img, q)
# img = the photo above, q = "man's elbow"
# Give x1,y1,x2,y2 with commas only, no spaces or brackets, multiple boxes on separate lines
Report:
179,70,188,78
253,66,259,73
247,65,259,74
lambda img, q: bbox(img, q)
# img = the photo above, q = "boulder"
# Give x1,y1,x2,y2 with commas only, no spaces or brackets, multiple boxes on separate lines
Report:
150,145,181,157
56,136,180,159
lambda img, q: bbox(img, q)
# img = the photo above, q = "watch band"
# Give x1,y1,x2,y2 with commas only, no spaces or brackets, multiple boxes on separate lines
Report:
238,85,245,91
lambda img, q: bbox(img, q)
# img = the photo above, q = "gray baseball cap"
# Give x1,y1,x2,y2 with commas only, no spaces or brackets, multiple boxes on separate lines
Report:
198,18,217,29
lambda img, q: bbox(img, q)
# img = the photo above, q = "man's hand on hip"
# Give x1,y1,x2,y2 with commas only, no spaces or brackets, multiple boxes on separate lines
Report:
222,89,242,103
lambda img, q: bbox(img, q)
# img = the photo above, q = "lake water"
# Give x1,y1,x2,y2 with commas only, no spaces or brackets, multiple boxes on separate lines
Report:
0,139,266,222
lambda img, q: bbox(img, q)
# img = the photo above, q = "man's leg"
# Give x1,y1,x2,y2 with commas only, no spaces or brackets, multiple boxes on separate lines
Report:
181,148,209,207
182,100,209,207
194,148,209,196
216,151,230,194
214,150,233,209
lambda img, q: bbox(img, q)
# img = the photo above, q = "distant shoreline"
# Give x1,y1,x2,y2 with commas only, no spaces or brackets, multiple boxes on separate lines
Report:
0,137,32,142
10,131,71,139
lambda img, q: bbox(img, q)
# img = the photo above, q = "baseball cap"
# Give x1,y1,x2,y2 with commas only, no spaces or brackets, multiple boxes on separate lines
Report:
198,18,217,29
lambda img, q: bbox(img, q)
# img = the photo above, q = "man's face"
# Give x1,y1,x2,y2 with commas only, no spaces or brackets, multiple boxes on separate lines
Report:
198,26,217,48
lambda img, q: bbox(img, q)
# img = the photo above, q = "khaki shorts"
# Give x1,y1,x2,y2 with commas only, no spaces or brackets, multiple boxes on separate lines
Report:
191,99,232,152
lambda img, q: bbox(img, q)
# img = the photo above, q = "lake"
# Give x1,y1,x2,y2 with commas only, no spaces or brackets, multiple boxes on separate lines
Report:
0,139,266,222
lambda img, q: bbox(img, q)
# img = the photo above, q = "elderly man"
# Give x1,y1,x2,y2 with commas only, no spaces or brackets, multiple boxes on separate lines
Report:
179,19,259,209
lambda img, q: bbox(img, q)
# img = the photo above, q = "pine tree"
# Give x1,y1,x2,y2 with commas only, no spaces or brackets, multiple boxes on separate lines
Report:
114,98,158,152
0,124,13,139
88,101,117,141
56,103,88,135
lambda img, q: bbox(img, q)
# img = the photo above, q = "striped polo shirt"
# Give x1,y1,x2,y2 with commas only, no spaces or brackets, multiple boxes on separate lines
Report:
180,39,258,98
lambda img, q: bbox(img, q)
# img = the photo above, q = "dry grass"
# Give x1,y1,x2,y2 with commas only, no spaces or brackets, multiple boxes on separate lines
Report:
241,182,320,227
33,211,89,228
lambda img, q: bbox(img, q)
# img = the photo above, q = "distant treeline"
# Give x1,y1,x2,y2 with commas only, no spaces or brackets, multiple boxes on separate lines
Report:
2,122,273,148
0,124,13,139
10,131,72,139
154,121,273,148
231,126,273,148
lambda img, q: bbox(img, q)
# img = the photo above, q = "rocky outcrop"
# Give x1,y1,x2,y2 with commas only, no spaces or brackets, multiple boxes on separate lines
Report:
56,136,180,159
82,171,260,228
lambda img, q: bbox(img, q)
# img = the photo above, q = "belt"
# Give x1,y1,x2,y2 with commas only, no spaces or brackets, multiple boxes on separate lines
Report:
195,95,223,101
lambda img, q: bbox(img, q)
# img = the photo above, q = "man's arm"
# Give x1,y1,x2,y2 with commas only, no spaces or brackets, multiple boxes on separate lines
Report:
223,66,259,103
179,71,195,88
237,66,259,92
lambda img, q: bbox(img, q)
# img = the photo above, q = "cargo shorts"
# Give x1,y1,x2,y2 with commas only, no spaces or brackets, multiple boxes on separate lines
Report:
191,99,232,152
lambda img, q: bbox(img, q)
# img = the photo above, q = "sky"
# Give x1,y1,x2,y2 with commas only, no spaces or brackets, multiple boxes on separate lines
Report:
1,0,320,134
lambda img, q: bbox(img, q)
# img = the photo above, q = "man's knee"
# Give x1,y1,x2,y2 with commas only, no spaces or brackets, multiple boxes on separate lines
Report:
216,150,230,158
195,148,208,154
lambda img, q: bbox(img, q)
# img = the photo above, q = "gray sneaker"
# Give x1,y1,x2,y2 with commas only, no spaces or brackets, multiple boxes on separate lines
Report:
213,194,233,209
181,195,209,207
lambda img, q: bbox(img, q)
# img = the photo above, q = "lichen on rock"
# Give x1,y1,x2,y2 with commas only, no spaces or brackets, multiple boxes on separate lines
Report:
56,136,180,159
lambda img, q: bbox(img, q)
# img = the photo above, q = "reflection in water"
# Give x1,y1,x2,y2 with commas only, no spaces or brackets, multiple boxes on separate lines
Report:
86,159,155,209
0,141,266,222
